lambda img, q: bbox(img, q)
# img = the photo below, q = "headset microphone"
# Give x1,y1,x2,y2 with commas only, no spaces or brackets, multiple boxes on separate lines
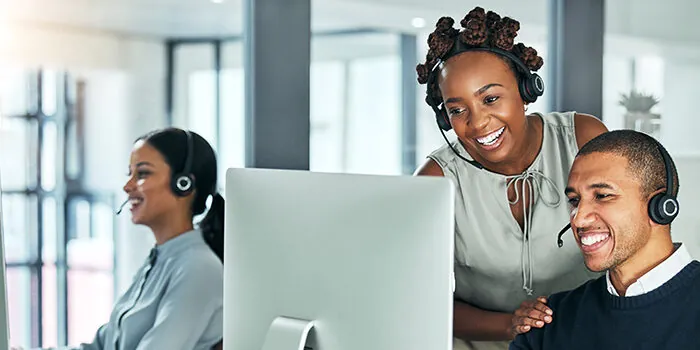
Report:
436,122,484,170
556,223,571,248
116,199,129,215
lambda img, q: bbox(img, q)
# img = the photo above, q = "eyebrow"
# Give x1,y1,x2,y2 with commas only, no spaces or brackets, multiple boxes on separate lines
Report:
444,83,503,104
565,182,615,195
475,83,503,96
135,161,154,168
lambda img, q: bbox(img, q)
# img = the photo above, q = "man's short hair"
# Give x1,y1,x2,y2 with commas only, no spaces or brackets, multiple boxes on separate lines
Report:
577,129,679,199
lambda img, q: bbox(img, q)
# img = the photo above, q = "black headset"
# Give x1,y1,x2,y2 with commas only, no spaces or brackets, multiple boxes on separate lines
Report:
426,45,545,133
557,139,679,247
171,129,196,197
648,140,679,225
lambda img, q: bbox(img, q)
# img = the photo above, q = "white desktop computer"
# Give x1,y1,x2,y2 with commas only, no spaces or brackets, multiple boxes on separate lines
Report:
223,168,455,350
0,173,10,349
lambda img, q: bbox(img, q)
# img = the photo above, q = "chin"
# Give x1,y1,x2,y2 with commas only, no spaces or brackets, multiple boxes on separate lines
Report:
130,215,146,225
475,147,513,166
583,258,610,273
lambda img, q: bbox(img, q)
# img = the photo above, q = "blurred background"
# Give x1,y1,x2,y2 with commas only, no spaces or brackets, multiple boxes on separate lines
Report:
1,0,699,347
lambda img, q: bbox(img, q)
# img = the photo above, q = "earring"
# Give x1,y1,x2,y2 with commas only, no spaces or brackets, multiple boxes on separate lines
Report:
524,104,529,112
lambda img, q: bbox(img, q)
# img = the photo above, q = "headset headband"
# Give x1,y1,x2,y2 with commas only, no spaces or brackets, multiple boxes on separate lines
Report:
431,41,534,77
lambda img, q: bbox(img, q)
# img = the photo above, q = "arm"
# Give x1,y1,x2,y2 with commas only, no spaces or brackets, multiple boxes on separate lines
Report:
135,260,223,350
415,159,552,341
454,300,513,340
574,113,608,149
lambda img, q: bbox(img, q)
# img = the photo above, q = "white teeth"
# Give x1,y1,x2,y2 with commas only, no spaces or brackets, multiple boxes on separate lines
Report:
581,234,609,246
129,198,143,205
476,127,505,145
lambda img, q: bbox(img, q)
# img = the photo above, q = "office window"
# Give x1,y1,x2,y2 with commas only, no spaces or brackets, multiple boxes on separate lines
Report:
602,0,700,259
0,70,117,348
310,33,402,175
6,268,31,346
174,41,246,192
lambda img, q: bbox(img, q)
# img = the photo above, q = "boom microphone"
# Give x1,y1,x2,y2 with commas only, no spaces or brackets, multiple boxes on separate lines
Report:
116,199,129,215
557,223,571,247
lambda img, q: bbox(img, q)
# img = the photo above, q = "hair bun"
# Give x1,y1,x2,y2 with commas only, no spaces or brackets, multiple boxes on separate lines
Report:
435,16,455,33
428,31,456,59
459,18,487,46
416,63,430,84
513,43,544,71
461,6,486,26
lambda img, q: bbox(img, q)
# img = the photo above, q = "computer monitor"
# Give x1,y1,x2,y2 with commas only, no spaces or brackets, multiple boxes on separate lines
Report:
0,173,10,349
223,168,455,350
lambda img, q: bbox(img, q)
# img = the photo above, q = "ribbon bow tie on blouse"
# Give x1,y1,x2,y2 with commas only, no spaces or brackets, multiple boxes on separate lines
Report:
506,169,562,296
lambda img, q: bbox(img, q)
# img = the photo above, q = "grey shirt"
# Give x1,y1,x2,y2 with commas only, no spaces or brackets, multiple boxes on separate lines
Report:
429,111,601,314
77,229,223,350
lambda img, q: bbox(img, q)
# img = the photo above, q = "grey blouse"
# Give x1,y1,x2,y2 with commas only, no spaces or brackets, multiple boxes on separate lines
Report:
76,229,223,350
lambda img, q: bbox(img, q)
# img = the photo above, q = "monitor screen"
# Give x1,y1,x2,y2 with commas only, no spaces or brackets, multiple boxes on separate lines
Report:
223,168,455,350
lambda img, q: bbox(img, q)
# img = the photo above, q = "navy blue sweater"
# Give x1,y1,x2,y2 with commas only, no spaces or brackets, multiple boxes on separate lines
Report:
510,260,700,350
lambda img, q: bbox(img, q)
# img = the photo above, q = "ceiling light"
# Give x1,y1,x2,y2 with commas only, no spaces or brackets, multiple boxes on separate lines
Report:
211,0,224,3
411,17,426,28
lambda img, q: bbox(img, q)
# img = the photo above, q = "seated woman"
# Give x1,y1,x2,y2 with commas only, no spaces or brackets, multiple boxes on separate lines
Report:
76,127,225,349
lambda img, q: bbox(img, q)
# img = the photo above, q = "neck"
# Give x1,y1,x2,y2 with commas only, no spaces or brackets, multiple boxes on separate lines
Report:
609,229,675,296
150,214,195,245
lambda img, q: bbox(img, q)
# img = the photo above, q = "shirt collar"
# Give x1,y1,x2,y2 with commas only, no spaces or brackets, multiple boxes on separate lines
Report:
152,228,204,259
606,242,693,297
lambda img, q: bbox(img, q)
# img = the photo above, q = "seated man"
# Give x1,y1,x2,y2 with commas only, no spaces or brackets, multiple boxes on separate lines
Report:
510,129,700,350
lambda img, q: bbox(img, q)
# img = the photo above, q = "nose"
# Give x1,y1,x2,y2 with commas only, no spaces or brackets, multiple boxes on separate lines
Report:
123,176,136,194
469,111,490,131
571,201,597,229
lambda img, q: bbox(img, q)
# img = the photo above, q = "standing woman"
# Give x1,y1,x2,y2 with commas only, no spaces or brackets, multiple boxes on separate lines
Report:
79,128,225,349
414,7,608,350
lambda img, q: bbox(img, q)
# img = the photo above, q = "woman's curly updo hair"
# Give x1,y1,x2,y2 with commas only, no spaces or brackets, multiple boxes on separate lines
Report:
416,7,544,106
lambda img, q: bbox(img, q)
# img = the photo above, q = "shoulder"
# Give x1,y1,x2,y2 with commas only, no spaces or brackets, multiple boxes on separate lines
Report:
415,141,461,177
414,158,444,176
169,248,223,287
548,275,604,312
573,113,608,149
538,111,608,149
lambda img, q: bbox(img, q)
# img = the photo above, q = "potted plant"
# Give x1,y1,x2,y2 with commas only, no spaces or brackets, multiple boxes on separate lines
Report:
619,90,661,138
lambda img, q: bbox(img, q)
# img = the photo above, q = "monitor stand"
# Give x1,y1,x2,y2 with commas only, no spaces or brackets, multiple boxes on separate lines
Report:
261,316,315,350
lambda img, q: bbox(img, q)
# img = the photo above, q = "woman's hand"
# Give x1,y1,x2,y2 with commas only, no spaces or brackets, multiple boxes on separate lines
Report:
509,296,553,338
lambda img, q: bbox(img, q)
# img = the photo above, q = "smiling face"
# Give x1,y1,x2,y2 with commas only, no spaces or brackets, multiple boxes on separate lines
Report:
437,51,529,167
565,152,653,272
123,140,188,228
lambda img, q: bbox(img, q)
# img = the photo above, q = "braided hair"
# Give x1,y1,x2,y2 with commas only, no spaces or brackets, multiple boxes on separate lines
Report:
416,7,544,108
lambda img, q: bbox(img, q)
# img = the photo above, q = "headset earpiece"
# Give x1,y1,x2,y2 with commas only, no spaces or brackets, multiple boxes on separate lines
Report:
171,130,196,197
426,76,453,132
172,174,194,196
519,72,545,104
648,141,679,225
434,106,452,132
648,193,678,225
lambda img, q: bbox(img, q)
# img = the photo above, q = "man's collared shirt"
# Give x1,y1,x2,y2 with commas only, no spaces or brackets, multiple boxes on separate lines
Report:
606,242,693,297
